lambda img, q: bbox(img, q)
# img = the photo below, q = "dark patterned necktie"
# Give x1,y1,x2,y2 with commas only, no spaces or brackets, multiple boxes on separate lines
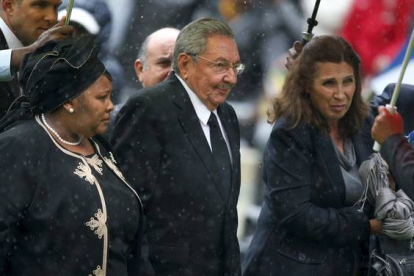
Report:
208,112,232,197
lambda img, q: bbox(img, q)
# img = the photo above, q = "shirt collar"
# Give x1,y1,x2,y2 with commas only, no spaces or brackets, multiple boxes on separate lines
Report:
0,17,23,49
175,72,217,125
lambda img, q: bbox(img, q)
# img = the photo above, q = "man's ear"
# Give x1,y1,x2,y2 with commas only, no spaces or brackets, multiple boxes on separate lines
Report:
177,53,192,80
2,0,16,14
134,59,144,83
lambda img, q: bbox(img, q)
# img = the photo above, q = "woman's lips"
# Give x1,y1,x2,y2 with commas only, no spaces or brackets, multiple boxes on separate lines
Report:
330,105,346,112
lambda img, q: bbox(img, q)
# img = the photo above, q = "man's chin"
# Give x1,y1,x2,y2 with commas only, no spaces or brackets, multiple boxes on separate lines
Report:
210,98,227,109
24,36,40,46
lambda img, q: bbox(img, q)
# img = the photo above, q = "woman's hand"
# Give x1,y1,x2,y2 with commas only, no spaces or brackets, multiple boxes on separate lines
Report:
369,219,383,234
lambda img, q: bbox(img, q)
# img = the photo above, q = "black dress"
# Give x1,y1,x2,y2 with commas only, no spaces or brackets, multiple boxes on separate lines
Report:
0,116,143,276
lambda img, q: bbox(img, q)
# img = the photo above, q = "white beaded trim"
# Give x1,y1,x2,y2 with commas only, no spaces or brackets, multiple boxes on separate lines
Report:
41,113,83,146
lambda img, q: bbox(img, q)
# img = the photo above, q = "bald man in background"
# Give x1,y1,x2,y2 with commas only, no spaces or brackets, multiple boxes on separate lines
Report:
134,27,180,88
105,27,179,137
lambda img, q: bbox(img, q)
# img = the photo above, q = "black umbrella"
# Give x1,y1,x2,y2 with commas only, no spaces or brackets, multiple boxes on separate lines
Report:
302,0,321,45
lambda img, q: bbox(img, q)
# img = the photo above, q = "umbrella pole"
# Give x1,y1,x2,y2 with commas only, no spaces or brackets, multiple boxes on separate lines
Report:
373,29,414,152
64,0,75,26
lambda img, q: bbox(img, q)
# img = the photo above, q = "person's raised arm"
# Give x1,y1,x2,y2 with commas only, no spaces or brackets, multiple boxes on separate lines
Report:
372,105,414,199
10,16,73,74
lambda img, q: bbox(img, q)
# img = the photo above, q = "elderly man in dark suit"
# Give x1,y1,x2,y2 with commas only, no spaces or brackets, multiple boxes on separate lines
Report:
111,18,244,276
0,0,72,118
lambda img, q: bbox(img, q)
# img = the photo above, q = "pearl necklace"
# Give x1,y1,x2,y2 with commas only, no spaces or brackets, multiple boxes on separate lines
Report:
41,113,83,146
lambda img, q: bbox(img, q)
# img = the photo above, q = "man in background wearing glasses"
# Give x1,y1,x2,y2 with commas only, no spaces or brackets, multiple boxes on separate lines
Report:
111,17,244,276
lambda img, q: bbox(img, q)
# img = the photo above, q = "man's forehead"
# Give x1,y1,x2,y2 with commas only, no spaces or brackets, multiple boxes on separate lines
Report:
203,35,239,59
149,34,176,49
148,38,175,57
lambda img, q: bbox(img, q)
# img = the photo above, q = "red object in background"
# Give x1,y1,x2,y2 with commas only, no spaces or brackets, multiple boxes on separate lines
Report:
340,0,413,77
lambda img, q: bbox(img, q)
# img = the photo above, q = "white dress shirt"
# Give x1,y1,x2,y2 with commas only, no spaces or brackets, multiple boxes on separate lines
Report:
0,17,23,81
175,73,233,163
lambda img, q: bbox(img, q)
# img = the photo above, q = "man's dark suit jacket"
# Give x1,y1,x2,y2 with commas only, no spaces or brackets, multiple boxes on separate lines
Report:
111,73,241,276
0,29,20,119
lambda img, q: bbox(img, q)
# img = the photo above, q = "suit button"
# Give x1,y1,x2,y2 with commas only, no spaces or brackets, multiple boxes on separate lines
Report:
298,253,306,262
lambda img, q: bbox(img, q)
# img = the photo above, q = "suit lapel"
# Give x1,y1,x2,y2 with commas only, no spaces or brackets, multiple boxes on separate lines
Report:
169,74,229,202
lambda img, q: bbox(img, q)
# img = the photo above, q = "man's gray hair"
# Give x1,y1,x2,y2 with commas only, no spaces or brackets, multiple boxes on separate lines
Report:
172,18,234,74
137,35,150,70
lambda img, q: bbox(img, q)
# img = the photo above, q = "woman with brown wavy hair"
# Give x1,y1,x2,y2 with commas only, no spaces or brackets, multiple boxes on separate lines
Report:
243,35,382,276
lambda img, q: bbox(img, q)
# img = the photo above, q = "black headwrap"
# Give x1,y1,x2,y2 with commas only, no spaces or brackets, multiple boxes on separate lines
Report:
0,35,108,132
21,35,107,113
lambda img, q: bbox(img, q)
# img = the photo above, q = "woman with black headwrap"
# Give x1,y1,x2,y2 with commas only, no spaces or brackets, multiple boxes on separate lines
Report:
0,36,143,276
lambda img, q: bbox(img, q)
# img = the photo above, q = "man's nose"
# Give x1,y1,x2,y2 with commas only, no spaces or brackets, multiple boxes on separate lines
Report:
223,67,237,85
44,8,58,25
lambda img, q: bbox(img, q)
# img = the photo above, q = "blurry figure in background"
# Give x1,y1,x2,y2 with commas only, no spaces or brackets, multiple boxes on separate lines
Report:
0,0,73,118
105,0,133,53
108,0,220,94
134,27,180,89
243,36,382,276
372,85,414,200
218,0,304,256
219,0,303,145
58,0,127,104
340,0,414,78
370,30,414,95
221,2,304,243
0,36,143,276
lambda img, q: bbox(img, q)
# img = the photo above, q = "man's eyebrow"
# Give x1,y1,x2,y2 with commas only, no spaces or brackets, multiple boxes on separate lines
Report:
156,57,173,63
34,0,52,4
32,0,59,6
